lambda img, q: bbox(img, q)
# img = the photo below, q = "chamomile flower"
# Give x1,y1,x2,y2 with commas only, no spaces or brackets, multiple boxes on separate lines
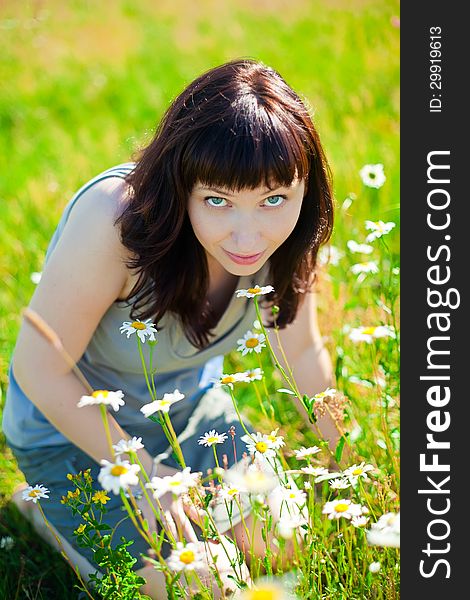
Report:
0,537,14,550
218,484,244,502
329,478,352,490
214,372,251,389
359,163,386,189
140,389,184,417
198,430,228,447
369,562,381,573
167,541,205,572
237,330,266,356
301,465,329,478
146,467,200,498
367,511,400,548
22,484,50,504
350,261,379,275
318,245,344,267
266,428,285,450
349,325,396,344
276,513,308,539
241,432,277,459
98,458,140,495
77,389,125,412
343,462,375,483
364,220,396,242
119,319,158,343
279,486,307,506
322,499,363,520
225,464,277,494
347,240,374,254
294,446,321,460
313,388,337,400
236,285,274,298
112,437,145,456
243,368,264,382
240,578,295,600
351,515,370,528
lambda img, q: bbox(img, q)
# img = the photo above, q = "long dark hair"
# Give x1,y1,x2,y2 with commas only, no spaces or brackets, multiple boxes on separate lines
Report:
115,58,334,349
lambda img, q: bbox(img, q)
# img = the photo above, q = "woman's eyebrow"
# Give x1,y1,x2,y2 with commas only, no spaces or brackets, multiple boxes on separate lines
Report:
196,185,283,196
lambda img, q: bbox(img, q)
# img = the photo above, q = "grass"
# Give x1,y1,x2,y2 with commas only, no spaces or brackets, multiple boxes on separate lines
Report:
0,0,399,597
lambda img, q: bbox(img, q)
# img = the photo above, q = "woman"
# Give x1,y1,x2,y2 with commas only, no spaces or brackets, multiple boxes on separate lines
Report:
4,58,337,597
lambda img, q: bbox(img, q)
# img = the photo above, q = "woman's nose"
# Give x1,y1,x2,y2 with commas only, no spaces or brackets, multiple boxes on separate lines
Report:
230,228,262,252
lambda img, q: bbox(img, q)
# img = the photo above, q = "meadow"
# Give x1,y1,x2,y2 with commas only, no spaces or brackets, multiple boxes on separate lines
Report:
0,1,399,598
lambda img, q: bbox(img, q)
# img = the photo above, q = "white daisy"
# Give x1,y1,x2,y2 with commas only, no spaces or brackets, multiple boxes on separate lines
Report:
318,245,344,267
322,499,363,521
301,466,329,478
349,325,396,344
350,261,379,275
235,285,274,299
77,389,125,412
237,330,266,356
119,318,158,343
214,372,251,389
218,484,244,502
279,486,307,507
359,164,386,189
198,430,228,447
146,467,200,498
364,220,396,242
276,513,308,539
98,458,140,495
166,541,205,572
367,512,400,548
369,561,381,573
265,428,285,450
329,478,352,490
22,484,49,504
312,388,337,400
140,389,184,417
294,446,321,460
347,240,374,254
112,437,144,456
0,536,14,550
225,464,277,495
241,432,277,459
343,462,375,483
351,515,370,528
243,367,264,382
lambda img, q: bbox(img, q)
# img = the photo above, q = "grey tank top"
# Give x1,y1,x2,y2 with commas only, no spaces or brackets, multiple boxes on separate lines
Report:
3,163,270,449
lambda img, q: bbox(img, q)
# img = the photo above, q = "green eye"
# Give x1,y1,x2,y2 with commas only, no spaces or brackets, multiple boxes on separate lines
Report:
206,197,227,207
263,195,286,207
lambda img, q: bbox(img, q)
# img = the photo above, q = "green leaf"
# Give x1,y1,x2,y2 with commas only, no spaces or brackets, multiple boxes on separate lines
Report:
335,434,348,463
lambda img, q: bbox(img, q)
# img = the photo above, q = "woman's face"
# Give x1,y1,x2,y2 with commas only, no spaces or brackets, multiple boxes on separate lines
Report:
187,176,306,276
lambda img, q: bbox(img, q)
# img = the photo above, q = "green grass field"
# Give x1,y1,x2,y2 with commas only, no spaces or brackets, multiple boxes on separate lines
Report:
0,1,399,597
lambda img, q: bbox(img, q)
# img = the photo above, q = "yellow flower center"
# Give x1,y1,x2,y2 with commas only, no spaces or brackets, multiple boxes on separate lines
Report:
362,327,376,335
179,550,195,565
352,468,363,476
28,489,40,498
92,390,109,398
247,588,280,600
245,338,260,348
228,488,239,496
111,465,128,477
76,524,86,534
288,492,296,499
159,400,170,406
247,287,262,294
132,321,146,330
170,480,181,487
207,436,219,444
221,376,235,384
268,435,276,442
335,502,350,513
255,441,268,453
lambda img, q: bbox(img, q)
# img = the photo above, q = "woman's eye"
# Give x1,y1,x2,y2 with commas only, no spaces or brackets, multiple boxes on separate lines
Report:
205,197,228,207
262,195,286,207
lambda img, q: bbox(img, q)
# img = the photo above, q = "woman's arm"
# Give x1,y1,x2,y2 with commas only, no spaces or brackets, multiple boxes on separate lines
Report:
263,289,341,451
12,179,175,477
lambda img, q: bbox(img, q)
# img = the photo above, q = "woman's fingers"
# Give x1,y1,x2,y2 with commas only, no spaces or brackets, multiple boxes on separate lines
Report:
170,499,199,543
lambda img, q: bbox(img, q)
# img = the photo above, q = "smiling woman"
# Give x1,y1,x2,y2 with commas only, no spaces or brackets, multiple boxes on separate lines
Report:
4,57,336,599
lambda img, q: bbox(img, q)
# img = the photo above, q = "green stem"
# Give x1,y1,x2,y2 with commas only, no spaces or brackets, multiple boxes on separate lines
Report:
99,404,115,459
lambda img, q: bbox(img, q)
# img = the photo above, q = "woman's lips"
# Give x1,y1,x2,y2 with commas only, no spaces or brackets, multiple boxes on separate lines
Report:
223,249,265,265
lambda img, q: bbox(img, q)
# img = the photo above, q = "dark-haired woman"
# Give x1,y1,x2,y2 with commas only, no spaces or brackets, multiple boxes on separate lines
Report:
4,58,339,598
